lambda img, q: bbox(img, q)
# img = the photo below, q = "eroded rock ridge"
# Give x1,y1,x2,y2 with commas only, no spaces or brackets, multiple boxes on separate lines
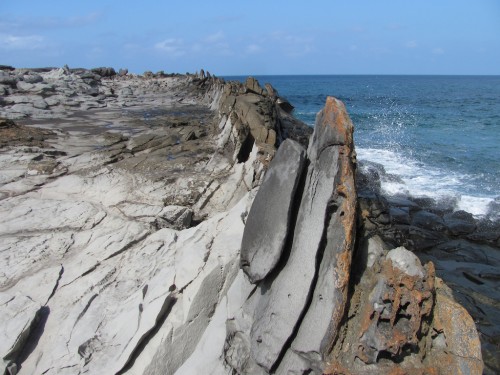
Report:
0,66,486,374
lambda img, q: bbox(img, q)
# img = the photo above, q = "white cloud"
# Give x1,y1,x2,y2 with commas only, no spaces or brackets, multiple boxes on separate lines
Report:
0,33,45,49
405,40,418,48
246,44,262,54
204,31,225,43
154,38,185,57
432,47,445,55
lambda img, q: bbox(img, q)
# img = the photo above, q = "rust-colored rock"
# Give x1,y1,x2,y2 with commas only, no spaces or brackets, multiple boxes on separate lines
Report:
307,96,354,162
328,242,483,375
429,278,484,375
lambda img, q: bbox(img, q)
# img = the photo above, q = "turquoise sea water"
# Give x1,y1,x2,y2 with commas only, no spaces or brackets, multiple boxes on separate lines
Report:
226,75,500,218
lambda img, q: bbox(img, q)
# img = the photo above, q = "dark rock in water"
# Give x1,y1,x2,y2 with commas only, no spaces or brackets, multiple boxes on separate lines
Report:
411,196,456,216
356,160,383,193
390,206,411,225
240,139,306,283
385,195,420,209
468,219,500,245
411,210,446,231
383,224,447,251
444,210,476,235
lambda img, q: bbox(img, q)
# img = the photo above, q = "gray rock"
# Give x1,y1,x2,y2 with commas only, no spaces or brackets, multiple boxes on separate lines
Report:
390,206,411,225
16,81,34,91
91,67,116,77
9,103,34,115
32,99,48,109
411,210,446,231
0,72,17,86
250,145,339,371
0,293,42,375
249,96,356,372
156,206,193,230
45,97,60,106
286,96,356,370
240,139,306,283
386,246,424,277
23,74,43,84
443,210,476,235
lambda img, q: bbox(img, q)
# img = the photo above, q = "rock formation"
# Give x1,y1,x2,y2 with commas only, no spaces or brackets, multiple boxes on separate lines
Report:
0,66,489,374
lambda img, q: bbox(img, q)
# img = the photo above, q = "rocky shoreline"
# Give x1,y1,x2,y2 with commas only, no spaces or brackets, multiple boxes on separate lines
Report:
0,66,497,374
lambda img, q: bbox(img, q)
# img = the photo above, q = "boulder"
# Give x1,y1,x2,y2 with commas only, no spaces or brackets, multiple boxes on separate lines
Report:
0,72,17,86
326,245,483,375
411,209,446,231
444,210,477,235
91,67,116,77
22,74,43,84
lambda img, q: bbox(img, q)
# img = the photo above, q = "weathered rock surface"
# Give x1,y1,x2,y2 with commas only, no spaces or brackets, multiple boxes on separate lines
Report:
326,242,483,375
218,97,481,374
0,69,313,374
0,67,485,375
240,139,306,283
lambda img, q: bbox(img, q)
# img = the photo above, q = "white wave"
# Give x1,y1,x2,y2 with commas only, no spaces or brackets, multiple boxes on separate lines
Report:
357,147,496,217
456,195,494,217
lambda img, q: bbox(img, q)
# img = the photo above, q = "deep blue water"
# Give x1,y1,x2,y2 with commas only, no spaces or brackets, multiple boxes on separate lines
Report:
226,75,500,217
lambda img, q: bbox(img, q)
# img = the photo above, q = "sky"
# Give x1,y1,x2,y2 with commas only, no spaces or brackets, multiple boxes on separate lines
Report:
1,1,499,75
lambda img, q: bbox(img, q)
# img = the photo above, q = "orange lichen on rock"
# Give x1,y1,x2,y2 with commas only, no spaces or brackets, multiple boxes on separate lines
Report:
320,96,354,147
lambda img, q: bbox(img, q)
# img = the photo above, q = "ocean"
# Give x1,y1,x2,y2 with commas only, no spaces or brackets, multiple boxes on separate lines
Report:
226,75,500,219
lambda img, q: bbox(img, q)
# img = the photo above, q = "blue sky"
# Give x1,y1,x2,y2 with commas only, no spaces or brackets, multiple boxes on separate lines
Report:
1,1,499,75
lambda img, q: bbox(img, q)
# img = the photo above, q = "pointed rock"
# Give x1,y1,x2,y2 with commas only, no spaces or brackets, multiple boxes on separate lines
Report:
287,96,357,370
249,96,356,372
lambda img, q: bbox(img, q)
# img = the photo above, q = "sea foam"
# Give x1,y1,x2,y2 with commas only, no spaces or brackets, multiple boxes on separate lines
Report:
357,147,497,218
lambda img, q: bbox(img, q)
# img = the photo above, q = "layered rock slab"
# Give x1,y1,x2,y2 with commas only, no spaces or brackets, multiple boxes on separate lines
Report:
240,139,307,283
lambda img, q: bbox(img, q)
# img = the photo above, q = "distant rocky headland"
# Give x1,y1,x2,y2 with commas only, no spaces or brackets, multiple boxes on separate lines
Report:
0,66,498,374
